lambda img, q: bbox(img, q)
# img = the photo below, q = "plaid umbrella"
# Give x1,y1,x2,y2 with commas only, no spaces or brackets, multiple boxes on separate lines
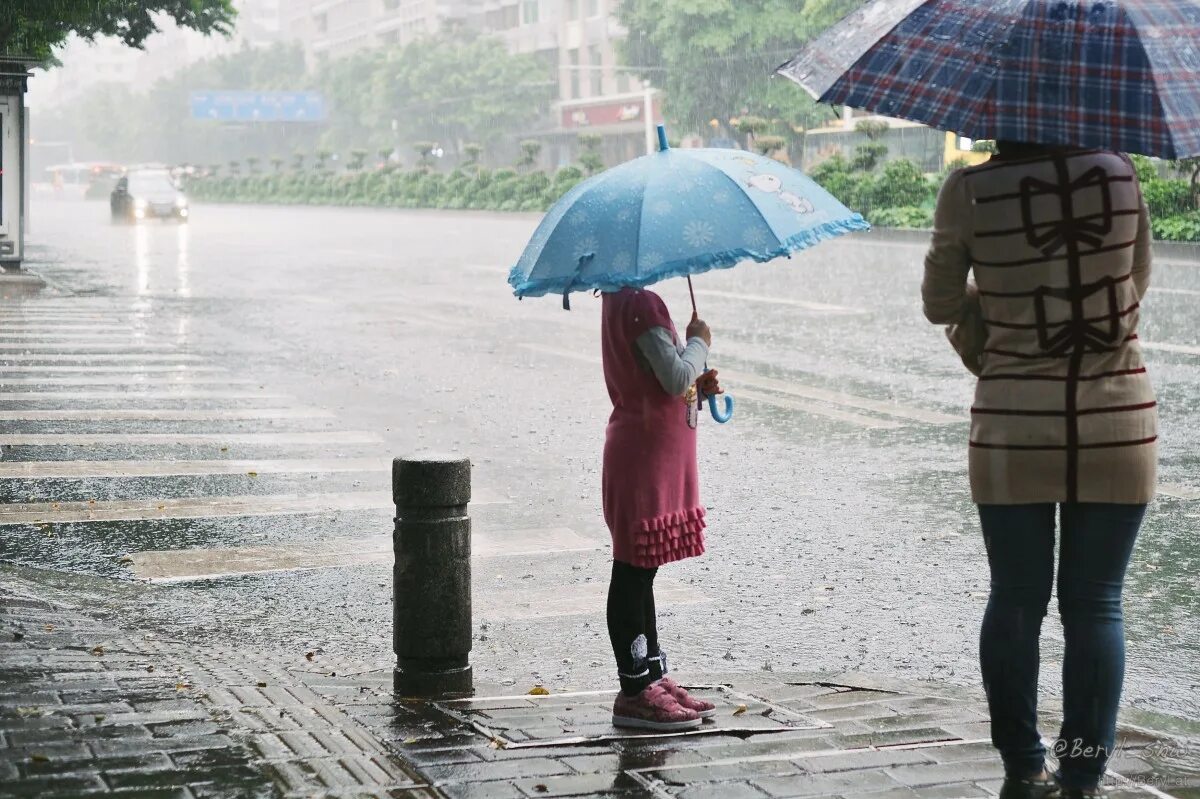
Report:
776,0,1200,159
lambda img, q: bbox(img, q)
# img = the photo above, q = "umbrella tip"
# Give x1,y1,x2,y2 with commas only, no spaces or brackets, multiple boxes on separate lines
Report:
657,124,669,152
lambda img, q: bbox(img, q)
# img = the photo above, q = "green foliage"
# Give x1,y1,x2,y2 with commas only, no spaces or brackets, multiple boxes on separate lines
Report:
1142,178,1193,219
753,135,787,156
866,205,932,229
971,140,998,154
617,0,862,137
854,120,890,141
1152,211,1200,242
0,0,235,62
850,141,888,172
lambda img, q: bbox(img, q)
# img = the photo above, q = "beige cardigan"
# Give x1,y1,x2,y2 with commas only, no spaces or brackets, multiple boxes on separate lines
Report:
923,150,1158,505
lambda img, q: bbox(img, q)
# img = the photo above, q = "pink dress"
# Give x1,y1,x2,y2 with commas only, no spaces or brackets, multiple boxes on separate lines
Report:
601,288,706,568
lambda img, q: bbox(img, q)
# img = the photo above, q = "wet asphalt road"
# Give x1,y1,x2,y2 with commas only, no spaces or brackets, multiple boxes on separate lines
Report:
2,197,1198,724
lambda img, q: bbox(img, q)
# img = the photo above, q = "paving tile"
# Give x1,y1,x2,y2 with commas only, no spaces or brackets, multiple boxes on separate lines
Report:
886,758,1006,787
754,769,903,797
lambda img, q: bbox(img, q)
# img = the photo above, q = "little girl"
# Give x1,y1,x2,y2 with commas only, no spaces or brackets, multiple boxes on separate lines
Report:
601,286,720,731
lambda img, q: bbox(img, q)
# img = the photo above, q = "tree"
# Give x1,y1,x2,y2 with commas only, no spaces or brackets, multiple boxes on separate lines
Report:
364,34,555,158
518,140,543,171
617,0,865,139
577,133,604,175
0,0,236,62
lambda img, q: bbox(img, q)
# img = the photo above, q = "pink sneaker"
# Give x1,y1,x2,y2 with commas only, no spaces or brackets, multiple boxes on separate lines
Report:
612,683,702,731
658,677,717,719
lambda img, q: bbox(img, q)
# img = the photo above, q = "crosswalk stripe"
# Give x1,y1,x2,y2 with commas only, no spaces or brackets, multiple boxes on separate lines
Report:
0,457,385,478
0,376,258,386
1,489,507,526
124,527,593,583
0,365,226,373
0,390,286,400
0,431,381,446
0,343,180,351
0,353,203,362
0,326,133,333
0,408,333,421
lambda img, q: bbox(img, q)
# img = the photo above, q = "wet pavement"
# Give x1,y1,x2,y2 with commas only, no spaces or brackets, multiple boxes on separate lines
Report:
1,197,1199,793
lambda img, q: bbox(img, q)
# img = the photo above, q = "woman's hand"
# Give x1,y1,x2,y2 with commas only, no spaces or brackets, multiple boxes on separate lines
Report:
686,312,712,347
697,369,722,396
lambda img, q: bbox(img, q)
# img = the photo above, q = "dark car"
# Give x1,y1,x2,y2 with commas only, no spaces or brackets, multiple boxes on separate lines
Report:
110,170,189,223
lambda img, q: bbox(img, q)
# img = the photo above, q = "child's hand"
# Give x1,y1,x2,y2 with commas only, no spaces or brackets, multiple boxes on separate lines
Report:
697,369,722,396
687,313,712,347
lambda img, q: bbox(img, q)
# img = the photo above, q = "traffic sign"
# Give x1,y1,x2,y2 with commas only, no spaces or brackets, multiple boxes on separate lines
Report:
189,91,327,123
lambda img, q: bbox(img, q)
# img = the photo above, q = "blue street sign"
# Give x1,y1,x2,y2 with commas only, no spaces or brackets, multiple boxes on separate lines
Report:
189,91,327,123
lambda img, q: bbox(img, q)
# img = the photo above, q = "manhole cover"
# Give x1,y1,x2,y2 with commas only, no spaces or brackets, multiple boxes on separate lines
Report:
433,685,831,749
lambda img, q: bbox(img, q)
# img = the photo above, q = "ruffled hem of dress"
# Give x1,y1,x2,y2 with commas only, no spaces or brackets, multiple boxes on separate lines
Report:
629,507,707,568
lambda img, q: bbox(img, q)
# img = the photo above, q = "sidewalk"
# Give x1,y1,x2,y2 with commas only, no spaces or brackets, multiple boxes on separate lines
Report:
3,565,1197,799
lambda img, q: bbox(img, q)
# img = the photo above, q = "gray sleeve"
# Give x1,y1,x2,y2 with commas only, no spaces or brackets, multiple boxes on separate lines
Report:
635,327,709,397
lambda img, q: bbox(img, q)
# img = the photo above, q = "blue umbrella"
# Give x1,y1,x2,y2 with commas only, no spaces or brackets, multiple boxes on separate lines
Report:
508,125,869,423
777,0,1200,159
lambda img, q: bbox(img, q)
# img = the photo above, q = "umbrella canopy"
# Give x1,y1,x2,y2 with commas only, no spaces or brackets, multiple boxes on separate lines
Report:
777,0,1200,159
507,140,868,304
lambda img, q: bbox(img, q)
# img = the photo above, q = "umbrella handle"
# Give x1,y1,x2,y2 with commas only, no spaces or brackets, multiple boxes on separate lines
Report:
708,393,734,424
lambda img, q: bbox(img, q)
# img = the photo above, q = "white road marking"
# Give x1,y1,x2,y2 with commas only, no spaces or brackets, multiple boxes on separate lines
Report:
1140,341,1200,356
0,326,133,333
0,390,288,400
0,457,387,479
0,342,180,351
1151,287,1200,296
0,365,226,373
1158,483,1200,500
125,526,588,583
0,376,258,386
0,408,332,421
0,352,203,363
736,389,902,430
519,343,957,427
719,369,963,425
692,289,866,314
0,431,380,446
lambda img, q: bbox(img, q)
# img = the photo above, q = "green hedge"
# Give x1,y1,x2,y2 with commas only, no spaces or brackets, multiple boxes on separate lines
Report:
188,156,1200,242
187,167,581,214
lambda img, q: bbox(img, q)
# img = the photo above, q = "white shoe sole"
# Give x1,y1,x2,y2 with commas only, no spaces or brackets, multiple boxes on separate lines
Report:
612,713,703,731
696,708,717,719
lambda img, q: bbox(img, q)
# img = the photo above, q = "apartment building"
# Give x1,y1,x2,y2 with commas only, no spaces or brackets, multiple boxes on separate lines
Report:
284,0,475,61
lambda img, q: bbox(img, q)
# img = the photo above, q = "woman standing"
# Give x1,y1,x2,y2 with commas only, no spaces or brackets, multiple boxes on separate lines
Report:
923,143,1157,799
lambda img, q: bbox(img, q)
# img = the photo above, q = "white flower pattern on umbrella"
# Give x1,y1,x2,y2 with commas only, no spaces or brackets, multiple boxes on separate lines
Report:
573,236,599,260
611,251,634,271
743,226,772,248
683,220,716,249
651,199,674,216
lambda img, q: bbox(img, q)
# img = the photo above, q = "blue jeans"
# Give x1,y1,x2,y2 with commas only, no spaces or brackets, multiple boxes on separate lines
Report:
977,503,1145,789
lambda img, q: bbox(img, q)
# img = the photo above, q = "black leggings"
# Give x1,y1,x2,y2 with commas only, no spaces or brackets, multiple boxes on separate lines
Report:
607,560,665,695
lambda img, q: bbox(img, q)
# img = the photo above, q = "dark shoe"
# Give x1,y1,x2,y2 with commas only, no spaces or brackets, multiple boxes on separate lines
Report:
999,773,1061,799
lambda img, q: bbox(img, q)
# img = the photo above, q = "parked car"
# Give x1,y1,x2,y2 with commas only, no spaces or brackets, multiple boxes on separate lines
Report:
111,170,189,223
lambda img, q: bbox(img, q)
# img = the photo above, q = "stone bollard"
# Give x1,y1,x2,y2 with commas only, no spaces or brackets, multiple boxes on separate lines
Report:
392,455,473,697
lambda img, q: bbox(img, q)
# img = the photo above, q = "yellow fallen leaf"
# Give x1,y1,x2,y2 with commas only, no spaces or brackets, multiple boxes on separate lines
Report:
528,686,550,696
44,624,54,632
403,737,418,745
119,556,134,565
15,707,41,718
256,681,268,688
157,504,166,510
91,646,104,656
88,499,96,505
488,737,507,749
247,471,258,478
30,754,49,763
220,447,229,452
304,652,314,661
732,704,748,716
176,682,192,690
93,715,105,723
